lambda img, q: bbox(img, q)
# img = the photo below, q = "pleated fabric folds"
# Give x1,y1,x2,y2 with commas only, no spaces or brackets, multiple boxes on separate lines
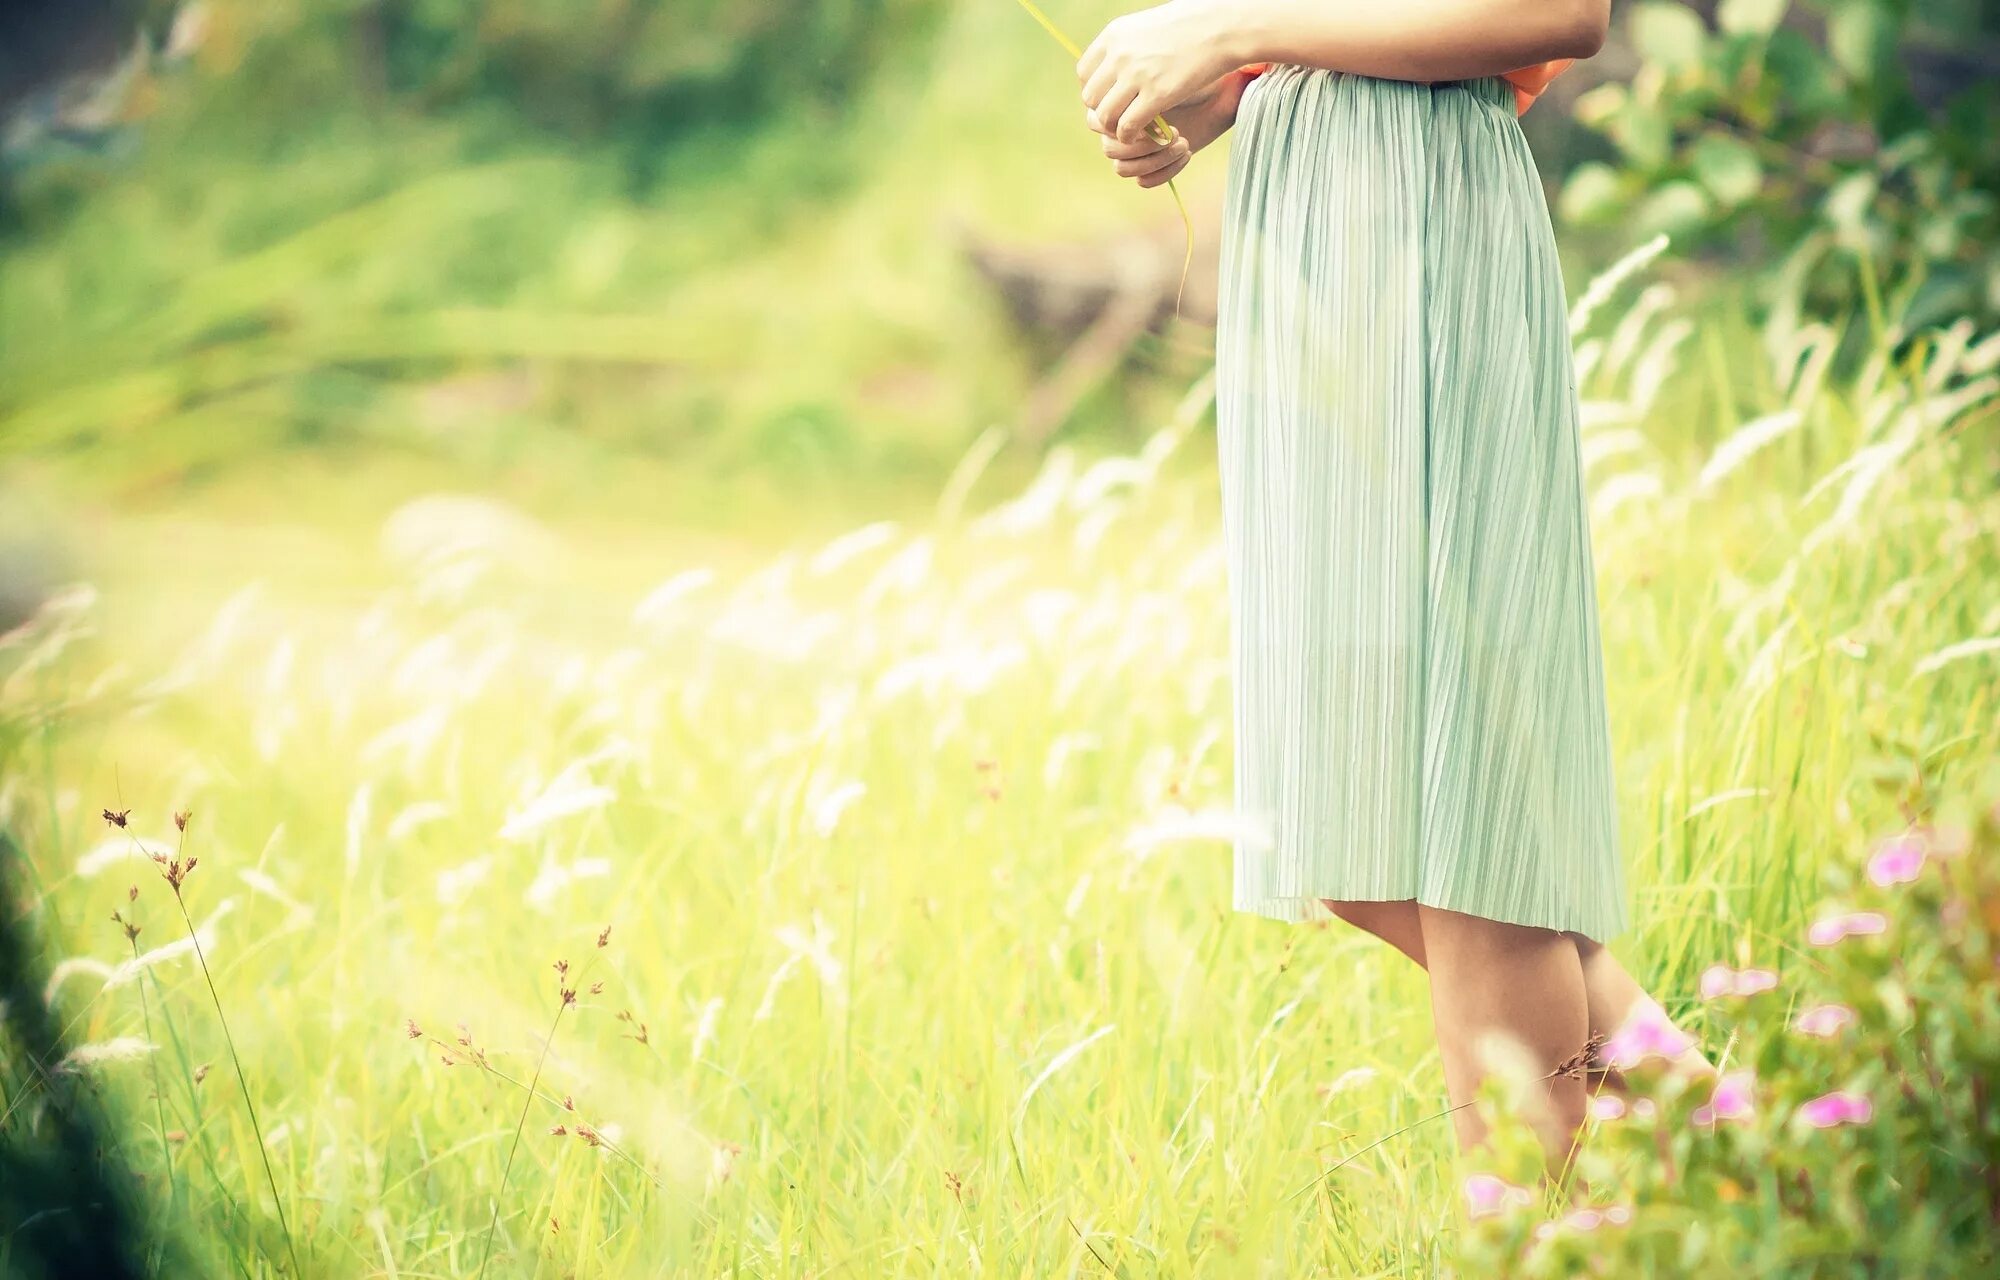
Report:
1216,67,1627,942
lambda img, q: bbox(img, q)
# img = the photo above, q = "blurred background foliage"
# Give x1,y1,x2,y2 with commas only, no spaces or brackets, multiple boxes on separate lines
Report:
1560,0,1999,339
0,0,1994,521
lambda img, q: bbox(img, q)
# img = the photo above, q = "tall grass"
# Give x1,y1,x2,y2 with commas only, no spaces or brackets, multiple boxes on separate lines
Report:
1,250,1996,1273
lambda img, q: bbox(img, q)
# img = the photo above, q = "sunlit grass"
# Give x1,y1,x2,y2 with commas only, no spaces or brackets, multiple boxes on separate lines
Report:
3,261,1997,1274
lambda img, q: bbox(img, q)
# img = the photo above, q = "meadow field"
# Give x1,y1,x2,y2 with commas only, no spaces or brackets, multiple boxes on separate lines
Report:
5,236,1999,1274
5,1,2000,1275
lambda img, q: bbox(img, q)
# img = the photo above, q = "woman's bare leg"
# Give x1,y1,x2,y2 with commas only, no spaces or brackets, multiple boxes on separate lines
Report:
1323,899,1428,967
1416,905,1590,1163
1566,931,1714,1083
1319,899,1711,1089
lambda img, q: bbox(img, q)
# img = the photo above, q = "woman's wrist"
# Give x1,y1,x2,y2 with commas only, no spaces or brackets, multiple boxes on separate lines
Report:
1186,0,1271,73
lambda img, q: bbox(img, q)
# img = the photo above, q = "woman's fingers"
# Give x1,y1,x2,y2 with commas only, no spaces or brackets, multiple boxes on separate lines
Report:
1098,127,1173,160
1076,36,1106,86
1080,62,1119,113
1113,137,1189,179
1093,79,1143,144
1136,150,1190,188
1108,87,1168,145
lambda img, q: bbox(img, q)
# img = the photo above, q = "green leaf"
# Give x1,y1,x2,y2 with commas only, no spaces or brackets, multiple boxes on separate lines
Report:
1558,162,1625,226
1636,181,1714,238
1691,134,1764,207
1827,0,1896,82
1822,170,1879,233
1615,101,1675,169
1766,27,1844,115
1629,2,1710,72
1717,0,1789,36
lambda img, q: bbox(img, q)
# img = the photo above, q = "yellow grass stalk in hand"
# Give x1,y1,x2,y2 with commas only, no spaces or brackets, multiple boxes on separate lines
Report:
1013,0,1195,314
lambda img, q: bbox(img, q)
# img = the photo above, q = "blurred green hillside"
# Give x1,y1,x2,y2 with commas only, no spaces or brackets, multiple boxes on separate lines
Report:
0,0,1235,537
0,0,1996,541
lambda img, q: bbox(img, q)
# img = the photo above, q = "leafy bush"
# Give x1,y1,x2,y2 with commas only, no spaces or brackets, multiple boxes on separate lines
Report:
1455,790,2000,1276
223,0,942,147
1562,0,2000,331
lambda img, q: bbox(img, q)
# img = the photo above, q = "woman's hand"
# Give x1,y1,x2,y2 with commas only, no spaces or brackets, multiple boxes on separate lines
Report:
1078,2,1236,145
1091,67,1252,189
1097,127,1192,190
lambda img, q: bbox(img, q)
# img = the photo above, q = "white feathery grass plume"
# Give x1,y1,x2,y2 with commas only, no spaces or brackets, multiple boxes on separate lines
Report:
77,832,175,877
858,537,934,609
632,567,718,633
499,762,615,842
1779,324,1839,411
104,899,238,990
1724,564,1795,656
252,635,298,761
1123,806,1273,860
1019,589,1081,648
1572,338,1605,387
387,800,453,842
972,445,1078,538
1043,732,1101,790
138,580,266,699
345,783,373,870
1070,454,1153,511
58,1037,156,1072
1579,428,1652,471
44,956,118,1003
1589,471,1664,522
1014,1023,1116,1138
238,867,313,926
1913,636,2000,678
1964,328,2000,376
1740,618,1796,697
1629,317,1693,416
1322,1067,1379,1096
810,781,866,838
1,583,97,695
359,703,451,773
1923,317,1977,392
1685,788,1771,820
1568,233,1669,337
1603,283,1675,379
752,953,803,1022
936,425,1009,523
1576,400,1631,432
691,996,724,1061
809,521,900,576
1801,431,1920,555
435,854,494,905
523,856,613,909
1073,505,1123,555
1063,871,1094,919
1698,411,1804,493
773,914,846,1003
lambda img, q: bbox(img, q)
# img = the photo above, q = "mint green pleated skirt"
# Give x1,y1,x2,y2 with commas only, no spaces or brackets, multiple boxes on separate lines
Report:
1216,67,1628,942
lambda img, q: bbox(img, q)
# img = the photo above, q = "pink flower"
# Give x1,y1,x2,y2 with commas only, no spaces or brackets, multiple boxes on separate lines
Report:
1601,1007,1697,1070
1797,1090,1874,1128
1463,1172,1533,1219
1589,1093,1626,1121
1693,1069,1755,1125
1866,835,1926,887
1630,1097,1657,1120
1698,964,1780,1000
1792,1003,1856,1038
1807,911,1889,946
1604,1205,1633,1226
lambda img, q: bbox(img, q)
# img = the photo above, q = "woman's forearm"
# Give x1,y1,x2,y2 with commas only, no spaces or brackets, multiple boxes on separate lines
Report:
1212,0,1609,81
